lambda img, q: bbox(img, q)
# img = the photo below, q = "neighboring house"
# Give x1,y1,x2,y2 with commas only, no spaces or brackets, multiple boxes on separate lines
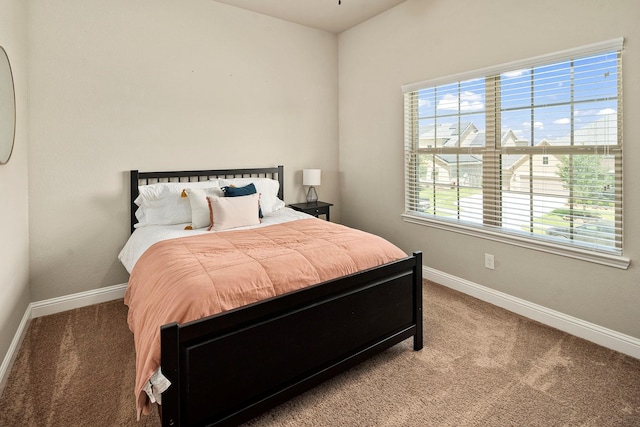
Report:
418,114,616,195
506,113,617,195
418,123,484,186
503,140,566,195
419,122,525,188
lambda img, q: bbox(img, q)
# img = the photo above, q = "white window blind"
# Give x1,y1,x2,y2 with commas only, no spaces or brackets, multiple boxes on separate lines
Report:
403,39,626,267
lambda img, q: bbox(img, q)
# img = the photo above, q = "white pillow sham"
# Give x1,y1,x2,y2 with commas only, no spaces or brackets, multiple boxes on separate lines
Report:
135,180,227,227
208,193,261,231
184,187,224,229
220,177,285,213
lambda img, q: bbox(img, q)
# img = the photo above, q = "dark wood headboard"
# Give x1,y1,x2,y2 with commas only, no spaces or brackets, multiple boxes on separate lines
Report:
130,166,284,233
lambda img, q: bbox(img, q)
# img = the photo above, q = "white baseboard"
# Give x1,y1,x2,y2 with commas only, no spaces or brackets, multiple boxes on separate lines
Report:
30,283,127,318
424,266,640,360
0,307,32,396
0,283,128,396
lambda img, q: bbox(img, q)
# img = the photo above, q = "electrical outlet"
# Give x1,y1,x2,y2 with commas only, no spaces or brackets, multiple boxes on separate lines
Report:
485,253,495,270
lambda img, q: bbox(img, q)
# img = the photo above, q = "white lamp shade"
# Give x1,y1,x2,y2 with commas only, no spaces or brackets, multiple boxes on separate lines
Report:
303,169,321,186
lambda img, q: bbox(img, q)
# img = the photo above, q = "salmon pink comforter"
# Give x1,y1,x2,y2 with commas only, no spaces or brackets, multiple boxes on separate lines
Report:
124,218,407,416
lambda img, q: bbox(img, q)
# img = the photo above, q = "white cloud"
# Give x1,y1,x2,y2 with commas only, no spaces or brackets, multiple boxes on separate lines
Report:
437,91,484,111
598,108,616,115
553,118,570,125
523,121,544,129
503,69,526,78
418,98,431,108
574,108,617,117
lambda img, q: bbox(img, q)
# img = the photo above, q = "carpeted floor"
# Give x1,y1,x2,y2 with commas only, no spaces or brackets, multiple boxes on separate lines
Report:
1,281,639,426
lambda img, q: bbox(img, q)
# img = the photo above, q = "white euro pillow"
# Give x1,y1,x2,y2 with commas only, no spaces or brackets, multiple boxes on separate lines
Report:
135,180,227,227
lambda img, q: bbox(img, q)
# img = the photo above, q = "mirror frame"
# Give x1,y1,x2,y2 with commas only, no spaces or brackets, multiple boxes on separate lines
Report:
0,45,16,165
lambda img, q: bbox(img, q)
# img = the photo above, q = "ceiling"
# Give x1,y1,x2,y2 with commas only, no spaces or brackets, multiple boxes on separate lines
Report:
213,0,406,34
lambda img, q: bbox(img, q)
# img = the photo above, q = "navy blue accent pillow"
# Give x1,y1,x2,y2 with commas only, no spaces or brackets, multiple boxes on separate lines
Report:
222,183,263,218
222,183,256,197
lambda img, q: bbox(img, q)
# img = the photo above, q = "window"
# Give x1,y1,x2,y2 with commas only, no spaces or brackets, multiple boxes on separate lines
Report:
403,39,627,268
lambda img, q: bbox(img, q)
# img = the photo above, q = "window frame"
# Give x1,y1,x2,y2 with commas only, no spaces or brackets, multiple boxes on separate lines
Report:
401,38,629,269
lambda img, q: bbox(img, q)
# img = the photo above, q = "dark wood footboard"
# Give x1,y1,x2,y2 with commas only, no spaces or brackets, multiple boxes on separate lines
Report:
160,251,423,427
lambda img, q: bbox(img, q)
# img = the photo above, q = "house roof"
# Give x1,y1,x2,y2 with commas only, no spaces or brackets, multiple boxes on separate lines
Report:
436,154,482,165
423,113,616,168
419,122,476,147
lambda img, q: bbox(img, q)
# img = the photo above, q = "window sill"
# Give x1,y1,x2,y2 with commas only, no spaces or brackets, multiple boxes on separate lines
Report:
401,214,630,270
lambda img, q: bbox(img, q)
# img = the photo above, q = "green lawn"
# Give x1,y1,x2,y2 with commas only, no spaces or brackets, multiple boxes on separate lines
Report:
529,205,615,235
419,185,481,214
416,186,615,236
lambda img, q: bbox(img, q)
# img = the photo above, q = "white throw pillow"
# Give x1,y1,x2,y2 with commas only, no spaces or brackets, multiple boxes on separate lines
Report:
208,193,261,231
184,187,224,229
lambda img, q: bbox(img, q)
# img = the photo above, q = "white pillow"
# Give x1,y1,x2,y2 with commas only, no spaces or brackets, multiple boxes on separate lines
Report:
134,180,226,227
222,177,285,213
184,187,224,229
208,193,261,231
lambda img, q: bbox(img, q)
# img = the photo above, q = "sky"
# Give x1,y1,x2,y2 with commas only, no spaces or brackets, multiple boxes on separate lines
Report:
417,51,618,145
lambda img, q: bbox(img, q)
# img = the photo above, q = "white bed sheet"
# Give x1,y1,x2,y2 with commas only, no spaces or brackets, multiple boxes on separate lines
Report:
118,207,312,274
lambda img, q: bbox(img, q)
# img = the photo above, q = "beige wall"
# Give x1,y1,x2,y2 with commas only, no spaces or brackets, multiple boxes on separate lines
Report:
27,0,339,301
0,0,30,372
338,0,640,339
4,0,639,370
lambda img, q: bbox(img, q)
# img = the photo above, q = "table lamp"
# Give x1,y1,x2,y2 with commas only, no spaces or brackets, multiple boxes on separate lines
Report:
303,169,321,203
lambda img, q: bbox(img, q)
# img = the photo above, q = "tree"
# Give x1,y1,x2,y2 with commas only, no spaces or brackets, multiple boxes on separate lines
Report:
557,155,614,205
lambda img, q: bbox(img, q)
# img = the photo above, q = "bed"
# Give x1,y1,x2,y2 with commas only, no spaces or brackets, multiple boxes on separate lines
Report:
121,166,423,427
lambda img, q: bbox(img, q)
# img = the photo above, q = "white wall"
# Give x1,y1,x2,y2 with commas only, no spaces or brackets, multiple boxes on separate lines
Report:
0,0,30,374
27,0,339,301
338,0,640,340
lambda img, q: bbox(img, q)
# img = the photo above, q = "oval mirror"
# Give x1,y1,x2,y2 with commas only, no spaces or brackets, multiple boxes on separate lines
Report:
0,45,16,165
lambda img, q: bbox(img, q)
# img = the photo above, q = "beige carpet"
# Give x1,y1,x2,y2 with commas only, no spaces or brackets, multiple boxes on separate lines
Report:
1,281,639,426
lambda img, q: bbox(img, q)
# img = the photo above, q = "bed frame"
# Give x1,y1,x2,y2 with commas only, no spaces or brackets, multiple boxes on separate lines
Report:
130,166,423,427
